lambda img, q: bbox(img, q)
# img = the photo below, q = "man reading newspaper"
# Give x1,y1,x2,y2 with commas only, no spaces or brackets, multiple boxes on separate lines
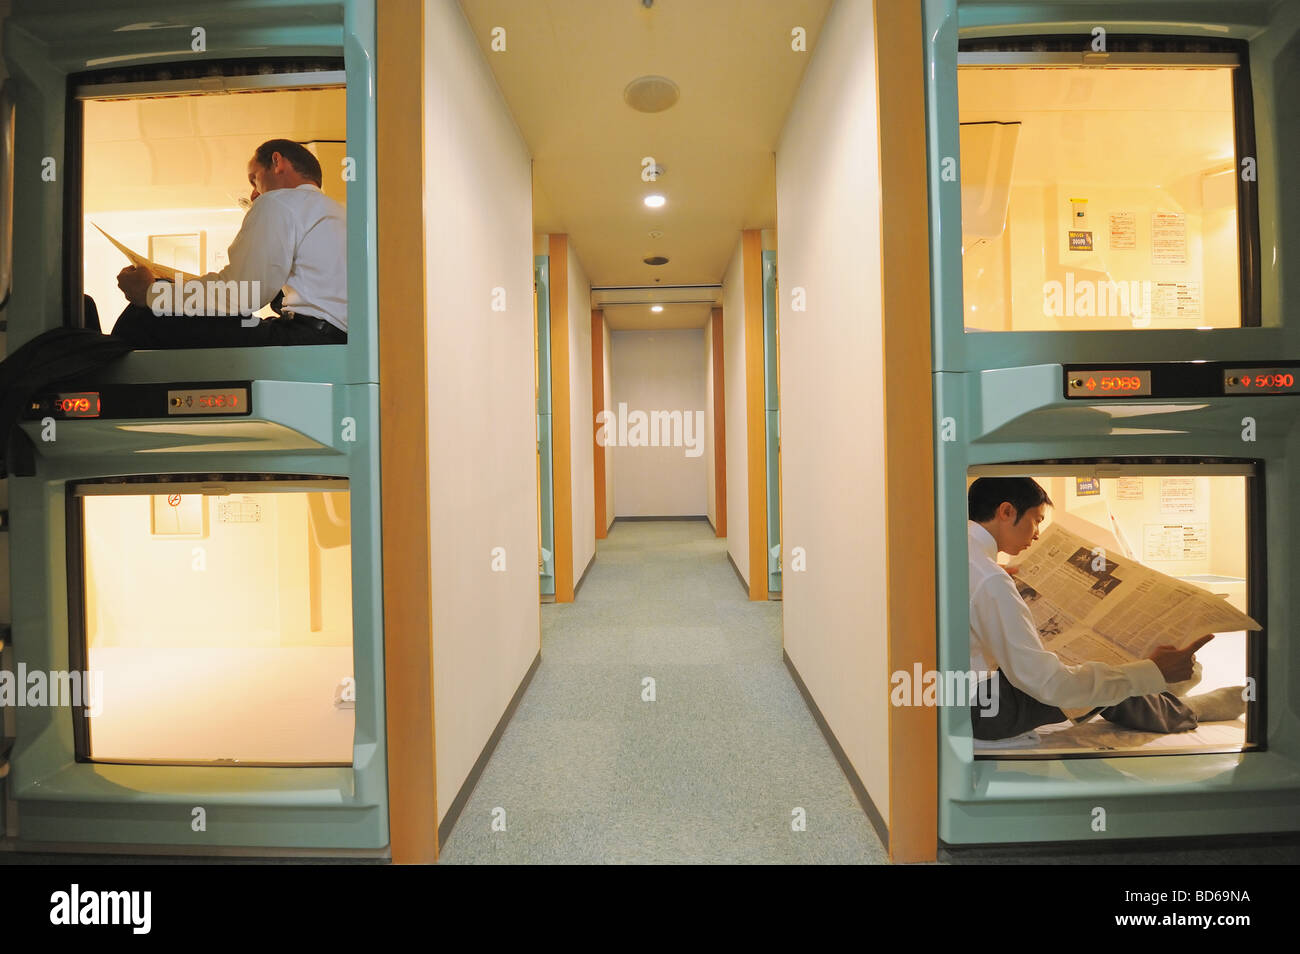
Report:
968,477,1249,741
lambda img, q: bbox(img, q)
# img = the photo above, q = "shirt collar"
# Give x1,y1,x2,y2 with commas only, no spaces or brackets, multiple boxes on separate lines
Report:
968,521,999,562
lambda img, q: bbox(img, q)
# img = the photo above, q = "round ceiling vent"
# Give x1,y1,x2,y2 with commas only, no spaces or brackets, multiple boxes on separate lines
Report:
624,75,680,113
643,256,670,266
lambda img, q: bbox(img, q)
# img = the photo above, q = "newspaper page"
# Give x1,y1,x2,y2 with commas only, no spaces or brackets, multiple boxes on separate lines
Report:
93,223,202,285
1010,523,1260,666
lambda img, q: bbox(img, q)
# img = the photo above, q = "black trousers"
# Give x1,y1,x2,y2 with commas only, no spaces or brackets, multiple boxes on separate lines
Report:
110,304,345,348
971,673,1197,741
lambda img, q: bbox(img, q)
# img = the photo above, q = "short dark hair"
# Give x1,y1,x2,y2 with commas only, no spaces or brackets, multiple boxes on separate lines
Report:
968,477,1052,523
253,138,323,186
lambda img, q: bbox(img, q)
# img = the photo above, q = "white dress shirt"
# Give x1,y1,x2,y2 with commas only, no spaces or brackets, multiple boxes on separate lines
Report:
968,520,1166,709
151,183,347,331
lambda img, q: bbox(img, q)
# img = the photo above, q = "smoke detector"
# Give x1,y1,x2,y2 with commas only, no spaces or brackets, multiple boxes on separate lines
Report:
624,75,679,113
643,256,669,266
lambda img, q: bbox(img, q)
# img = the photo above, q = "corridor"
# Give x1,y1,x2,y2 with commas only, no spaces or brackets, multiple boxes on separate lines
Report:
439,520,885,864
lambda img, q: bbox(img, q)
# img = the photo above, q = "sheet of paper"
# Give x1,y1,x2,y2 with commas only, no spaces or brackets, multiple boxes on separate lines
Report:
1150,281,1202,319
1143,523,1208,562
1109,211,1136,250
93,223,202,285
1159,477,1197,515
1151,211,1187,265
1116,477,1144,500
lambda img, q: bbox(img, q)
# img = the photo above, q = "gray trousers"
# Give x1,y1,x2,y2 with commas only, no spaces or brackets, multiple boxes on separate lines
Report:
971,672,1197,741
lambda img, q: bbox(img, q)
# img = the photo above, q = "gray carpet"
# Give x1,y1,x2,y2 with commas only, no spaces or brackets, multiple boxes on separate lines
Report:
437,519,888,864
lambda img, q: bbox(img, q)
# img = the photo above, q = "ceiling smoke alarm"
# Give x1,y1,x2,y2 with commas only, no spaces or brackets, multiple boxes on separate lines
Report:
643,256,670,266
624,75,680,113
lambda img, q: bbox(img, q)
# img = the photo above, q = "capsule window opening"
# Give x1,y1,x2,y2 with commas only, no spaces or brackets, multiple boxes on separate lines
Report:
70,70,347,345
963,466,1260,760
955,40,1259,333
68,477,356,767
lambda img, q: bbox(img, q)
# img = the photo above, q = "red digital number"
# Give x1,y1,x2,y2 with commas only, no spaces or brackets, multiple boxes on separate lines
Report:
1100,376,1140,392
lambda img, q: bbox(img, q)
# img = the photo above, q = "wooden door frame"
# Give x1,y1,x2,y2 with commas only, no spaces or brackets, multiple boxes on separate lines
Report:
875,0,938,863
378,0,437,864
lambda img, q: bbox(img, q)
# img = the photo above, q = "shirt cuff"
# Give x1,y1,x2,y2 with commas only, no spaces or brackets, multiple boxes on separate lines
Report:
1121,658,1167,697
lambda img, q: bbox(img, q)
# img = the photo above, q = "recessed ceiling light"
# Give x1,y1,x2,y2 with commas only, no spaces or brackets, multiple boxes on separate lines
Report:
624,74,679,113
651,305,664,313
648,230,663,239
644,194,666,208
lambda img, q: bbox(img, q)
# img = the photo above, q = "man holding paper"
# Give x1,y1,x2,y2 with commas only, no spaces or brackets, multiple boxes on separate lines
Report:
968,477,1246,740
109,139,346,348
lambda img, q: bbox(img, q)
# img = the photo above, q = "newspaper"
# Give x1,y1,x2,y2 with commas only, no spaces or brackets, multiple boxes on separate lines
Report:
92,223,202,285
1010,523,1261,667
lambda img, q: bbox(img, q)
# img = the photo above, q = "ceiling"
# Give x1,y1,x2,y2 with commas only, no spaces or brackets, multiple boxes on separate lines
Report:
959,68,1237,186
83,88,346,212
459,0,830,328
604,301,713,331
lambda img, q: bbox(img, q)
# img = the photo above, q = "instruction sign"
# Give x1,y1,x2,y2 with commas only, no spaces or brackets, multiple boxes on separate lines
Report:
1159,477,1198,515
1151,281,1202,319
1109,212,1137,250
1143,523,1209,563
1151,212,1187,265
1116,477,1145,500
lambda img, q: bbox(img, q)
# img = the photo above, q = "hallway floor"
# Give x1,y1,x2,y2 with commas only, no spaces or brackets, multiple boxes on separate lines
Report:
437,519,888,864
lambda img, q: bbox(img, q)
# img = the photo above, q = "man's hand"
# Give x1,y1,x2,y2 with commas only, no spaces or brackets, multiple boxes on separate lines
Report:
1148,634,1214,683
116,265,158,307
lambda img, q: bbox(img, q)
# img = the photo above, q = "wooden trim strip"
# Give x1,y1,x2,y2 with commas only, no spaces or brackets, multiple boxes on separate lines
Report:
711,306,727,538
875,0,938,864
549,234,574,602
742,230,768,601
378,0,437,865
591,308,607,540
